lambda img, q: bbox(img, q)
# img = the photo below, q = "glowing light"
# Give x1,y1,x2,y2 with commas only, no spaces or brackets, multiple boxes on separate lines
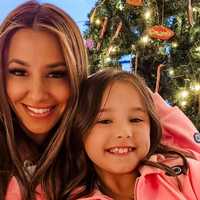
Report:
180,101,187,107
95,18,101,25
105,57,111,63
191,82,200,92
172,42,178,48
111,46,117,52
193,7,197,12
195,46,200,52
131,44,136,50
140,35,149,44
180,90,189,98
144,10,151,20
169,69,174,76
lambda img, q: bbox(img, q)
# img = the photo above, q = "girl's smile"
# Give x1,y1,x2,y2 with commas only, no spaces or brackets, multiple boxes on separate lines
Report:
84,80,150,176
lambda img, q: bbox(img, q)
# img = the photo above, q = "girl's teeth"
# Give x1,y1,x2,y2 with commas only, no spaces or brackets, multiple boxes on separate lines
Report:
27,106,51,114
108,147,133,154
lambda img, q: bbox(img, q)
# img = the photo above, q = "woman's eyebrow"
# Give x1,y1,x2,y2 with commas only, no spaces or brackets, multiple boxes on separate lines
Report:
7,59,66,69
7,58,28,66
46,62,66,69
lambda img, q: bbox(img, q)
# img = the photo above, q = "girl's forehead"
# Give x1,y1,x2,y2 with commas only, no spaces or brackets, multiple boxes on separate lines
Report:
101,80,144,104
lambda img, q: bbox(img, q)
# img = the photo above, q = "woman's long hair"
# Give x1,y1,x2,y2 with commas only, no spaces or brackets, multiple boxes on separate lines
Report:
65,69,188,199
0,1,88,199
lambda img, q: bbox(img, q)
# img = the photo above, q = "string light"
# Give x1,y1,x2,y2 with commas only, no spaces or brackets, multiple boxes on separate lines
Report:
172,42,178,48
180,100,187,107
140,35,149,44
179,90,189,98
144,10,151,20
195,46,200,52
168,68,175,76
193,7,198,12
104,57,111,63
95,18,101,26
190,82,200,92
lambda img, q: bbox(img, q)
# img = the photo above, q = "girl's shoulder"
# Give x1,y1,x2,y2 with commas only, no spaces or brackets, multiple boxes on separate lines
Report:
138,155,200,200
76,189,112,200
152,92,200,159
140,154,200,175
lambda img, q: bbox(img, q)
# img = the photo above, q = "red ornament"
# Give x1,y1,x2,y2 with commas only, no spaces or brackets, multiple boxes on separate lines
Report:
148,25,175,40
126,0,143,6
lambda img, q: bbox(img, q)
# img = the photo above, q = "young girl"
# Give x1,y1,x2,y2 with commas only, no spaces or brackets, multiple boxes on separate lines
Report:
67,69,200,200
0,1,87,199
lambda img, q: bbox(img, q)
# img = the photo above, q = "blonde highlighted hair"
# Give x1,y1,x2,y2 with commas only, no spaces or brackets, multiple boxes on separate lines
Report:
0,1,88,199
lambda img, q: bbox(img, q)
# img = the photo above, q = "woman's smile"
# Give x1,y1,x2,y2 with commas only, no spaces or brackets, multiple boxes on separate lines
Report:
23,104,56,118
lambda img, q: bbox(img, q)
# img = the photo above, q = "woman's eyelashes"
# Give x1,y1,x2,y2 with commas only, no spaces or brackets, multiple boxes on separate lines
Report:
8,68,27,76
47,70,67,79
8,68,67,79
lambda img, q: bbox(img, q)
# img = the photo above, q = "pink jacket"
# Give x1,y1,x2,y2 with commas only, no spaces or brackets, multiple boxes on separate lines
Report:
5,93,200,199
5,177,45,200
77,155,200,200
152,93,200,159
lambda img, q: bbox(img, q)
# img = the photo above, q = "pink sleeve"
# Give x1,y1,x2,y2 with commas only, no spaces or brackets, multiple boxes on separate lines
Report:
152,93,200,160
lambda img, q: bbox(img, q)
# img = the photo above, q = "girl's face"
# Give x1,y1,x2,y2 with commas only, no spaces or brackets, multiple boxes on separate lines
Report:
84,81,150,178
6,28,70,143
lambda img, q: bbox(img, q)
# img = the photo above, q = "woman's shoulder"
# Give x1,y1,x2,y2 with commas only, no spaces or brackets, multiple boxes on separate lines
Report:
5,176,46,200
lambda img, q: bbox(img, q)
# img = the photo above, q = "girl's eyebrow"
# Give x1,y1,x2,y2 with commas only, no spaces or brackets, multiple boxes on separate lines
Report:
99,108,111,113
130,107,146,113
99,107,146,113
7,58,66,68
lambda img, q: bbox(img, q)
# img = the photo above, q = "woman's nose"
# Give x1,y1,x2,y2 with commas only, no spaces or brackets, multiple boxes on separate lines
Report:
28,77,49,102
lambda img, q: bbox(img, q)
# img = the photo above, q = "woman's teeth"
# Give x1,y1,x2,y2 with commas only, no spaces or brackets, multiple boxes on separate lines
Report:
26,106,51,114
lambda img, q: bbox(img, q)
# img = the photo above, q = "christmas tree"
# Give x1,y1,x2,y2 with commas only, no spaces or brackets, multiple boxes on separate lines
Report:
84,0,200,130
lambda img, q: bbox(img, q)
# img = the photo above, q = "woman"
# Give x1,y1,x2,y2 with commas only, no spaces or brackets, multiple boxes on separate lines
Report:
0,1,87,199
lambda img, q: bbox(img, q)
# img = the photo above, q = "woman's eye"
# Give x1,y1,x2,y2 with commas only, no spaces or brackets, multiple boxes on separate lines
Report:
96,119,112,124
48,71,67,79
130,118,143,123
8,68,27,76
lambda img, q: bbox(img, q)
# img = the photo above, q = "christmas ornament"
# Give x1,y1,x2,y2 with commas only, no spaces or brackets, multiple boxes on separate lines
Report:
100,17,108,39
155,64,165,93
188,0,194,26
148,25,174,40
126,0,143,6
109,21,123,46
107,21,123,56
90,0,107,23
165,16,176,27
85,38,95,50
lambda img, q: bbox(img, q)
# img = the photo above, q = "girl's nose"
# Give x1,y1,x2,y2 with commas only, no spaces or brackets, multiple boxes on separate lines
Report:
116,124,132,139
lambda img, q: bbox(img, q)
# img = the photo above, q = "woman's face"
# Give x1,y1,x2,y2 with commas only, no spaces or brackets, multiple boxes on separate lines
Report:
5,28,70,143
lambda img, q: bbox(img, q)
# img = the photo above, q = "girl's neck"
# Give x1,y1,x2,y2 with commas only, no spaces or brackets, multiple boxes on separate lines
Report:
98,171,139,200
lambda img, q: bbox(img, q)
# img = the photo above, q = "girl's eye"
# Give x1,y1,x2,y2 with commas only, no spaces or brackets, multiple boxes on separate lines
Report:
8,68,27,76
96,119,112,124
130,118,143,123
48,71,67,79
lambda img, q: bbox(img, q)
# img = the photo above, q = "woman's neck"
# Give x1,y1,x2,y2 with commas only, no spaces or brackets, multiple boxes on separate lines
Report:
98,171,139,200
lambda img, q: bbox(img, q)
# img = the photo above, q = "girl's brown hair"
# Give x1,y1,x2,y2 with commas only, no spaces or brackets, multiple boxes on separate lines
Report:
0,1,88,199
66,68,188,199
